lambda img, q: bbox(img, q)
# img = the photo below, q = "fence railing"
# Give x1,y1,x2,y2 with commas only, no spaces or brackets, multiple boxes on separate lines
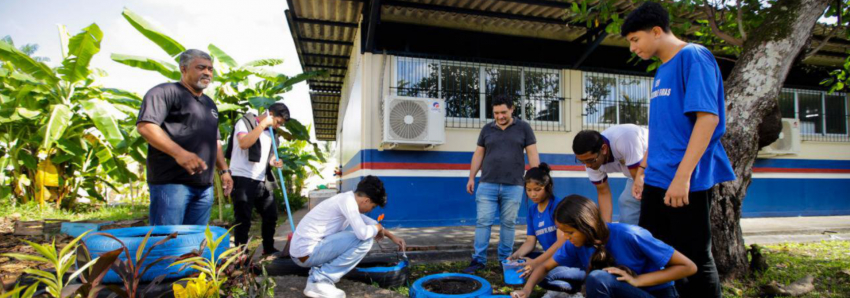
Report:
581,71,652,132
779,88,849,142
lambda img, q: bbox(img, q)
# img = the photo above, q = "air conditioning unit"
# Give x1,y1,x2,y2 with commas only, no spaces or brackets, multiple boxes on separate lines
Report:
382,96,445,147
759,118,801,156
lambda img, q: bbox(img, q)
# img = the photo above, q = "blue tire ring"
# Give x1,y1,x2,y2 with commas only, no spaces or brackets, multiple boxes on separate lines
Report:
348,259,410,288
83,225,229,284
410,273,492,298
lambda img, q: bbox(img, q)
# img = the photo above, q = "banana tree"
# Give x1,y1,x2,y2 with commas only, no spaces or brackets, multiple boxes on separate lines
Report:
0,24,145,208
111,8,325,145
273,124,326,205
112,8,327,215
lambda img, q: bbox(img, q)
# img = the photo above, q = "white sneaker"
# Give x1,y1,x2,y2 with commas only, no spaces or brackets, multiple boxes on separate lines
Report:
304,280,346,298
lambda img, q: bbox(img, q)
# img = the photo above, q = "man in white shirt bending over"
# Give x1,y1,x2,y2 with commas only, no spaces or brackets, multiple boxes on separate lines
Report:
290,175,406,298
572,124,648,225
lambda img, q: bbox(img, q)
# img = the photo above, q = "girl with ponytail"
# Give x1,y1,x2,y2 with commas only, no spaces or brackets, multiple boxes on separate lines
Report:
511,195,696,298
507,163,585,294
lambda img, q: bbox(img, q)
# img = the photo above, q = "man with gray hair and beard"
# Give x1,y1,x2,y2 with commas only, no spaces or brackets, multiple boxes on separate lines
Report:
137,49,234,226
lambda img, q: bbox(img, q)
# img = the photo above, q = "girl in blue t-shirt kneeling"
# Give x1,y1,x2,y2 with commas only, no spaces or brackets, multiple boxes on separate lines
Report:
511,195,697,298
507,163,585,294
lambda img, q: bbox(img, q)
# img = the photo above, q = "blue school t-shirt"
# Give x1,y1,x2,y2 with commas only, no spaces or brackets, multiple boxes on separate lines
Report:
552,223,675,291
646,44,736,192
526,195,562,251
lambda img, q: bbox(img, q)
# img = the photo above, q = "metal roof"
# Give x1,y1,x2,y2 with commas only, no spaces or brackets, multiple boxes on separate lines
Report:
285,0,849,141
285,0,362,141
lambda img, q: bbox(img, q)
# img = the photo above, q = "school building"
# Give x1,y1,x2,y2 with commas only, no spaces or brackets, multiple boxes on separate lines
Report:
284,0,850,227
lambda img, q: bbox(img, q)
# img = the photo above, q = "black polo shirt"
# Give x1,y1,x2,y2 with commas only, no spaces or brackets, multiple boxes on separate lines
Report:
476,117,537,186
137,82,220,187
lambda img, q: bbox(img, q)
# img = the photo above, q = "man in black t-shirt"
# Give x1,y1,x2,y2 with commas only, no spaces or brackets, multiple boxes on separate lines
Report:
136,49,233,226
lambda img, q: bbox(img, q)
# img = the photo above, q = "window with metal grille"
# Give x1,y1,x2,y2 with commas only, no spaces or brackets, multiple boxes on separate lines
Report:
778,88,849,142
581,72,652,131
391,56,567,131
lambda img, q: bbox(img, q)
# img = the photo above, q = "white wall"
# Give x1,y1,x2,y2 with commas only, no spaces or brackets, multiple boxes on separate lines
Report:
343,53,850,160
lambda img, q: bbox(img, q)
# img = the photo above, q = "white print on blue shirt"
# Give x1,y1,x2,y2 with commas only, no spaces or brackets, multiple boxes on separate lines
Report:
535,225,557,237
650,88,672,99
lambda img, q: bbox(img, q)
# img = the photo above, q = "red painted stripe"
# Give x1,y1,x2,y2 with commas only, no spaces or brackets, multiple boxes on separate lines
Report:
345,162,587,173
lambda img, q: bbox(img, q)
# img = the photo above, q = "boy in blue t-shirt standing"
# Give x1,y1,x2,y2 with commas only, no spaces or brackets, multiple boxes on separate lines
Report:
621,2,736,298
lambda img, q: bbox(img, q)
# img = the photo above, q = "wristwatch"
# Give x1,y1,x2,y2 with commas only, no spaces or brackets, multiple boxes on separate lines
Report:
219,169,232,176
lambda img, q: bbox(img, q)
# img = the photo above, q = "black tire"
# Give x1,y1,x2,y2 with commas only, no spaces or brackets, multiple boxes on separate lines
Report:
84,225,229,284
264,253,410,288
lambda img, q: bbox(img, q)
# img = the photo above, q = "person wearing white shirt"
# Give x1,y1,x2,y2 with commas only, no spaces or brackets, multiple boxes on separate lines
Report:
227,103,289,255
572,124,648,225
290,176,406,298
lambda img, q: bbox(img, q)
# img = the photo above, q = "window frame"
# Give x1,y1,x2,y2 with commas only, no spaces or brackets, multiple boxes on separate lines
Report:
391,56,565,126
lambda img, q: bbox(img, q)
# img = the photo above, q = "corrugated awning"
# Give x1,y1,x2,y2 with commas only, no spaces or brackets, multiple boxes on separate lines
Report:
285,0,363,141
285,0,849,141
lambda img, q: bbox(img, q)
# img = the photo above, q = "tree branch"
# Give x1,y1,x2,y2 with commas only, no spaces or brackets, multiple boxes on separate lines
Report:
736,0,747,41
804,26,839,60
703,0,744,47
715,56,739,63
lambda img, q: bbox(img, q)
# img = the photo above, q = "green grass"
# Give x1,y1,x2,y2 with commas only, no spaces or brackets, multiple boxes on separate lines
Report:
722,240,850,298
0,201,149,222
394,260,548,297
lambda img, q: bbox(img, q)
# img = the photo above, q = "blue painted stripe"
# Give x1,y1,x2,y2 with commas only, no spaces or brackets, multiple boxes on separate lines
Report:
339,174,850,228
753,158,850,170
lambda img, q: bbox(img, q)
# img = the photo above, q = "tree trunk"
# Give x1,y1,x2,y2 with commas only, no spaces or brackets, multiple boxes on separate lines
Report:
711,0,831,280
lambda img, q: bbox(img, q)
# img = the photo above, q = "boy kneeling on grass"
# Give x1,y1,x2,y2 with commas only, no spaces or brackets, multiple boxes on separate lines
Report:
290,176,406,298
511,195,696,298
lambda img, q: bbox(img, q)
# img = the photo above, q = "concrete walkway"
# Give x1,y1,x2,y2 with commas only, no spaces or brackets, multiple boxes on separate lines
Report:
273,208,850,255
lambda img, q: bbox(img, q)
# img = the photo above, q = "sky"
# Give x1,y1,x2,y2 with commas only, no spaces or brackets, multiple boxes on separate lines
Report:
0,0,316,139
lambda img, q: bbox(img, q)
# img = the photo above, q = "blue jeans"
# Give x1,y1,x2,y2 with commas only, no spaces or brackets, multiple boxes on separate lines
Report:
586,270,679,298
473,182,524,264
292,229,374,284
148,184,214,226
618,179,641,226
540,266,586,293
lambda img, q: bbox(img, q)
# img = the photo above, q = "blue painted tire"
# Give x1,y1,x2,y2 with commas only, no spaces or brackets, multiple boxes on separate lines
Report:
410,273,492,298
83,225,229,284
348,259,410,288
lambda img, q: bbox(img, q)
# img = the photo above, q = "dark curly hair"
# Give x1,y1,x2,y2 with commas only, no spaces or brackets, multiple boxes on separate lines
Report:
555,195,637,279
572,130,605,155
620,2,671,37
524,163,553,199
355,175,387,207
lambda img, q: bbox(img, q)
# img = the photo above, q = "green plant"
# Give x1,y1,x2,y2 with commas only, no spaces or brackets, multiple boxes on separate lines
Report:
91,229,178,298
0,282,40,298
110,8,327,212
1,231,99,297
0,23,145,208
170,226,241,298
62,246,123,298
220,237,275,298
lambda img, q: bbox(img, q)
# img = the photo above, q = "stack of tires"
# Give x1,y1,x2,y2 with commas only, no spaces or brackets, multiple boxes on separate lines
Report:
83,225,229,284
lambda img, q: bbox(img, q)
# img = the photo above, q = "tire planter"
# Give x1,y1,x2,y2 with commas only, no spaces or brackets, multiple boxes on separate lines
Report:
83,225,229,284
410,273,493,298
264,253,410,288
347,259,409,288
